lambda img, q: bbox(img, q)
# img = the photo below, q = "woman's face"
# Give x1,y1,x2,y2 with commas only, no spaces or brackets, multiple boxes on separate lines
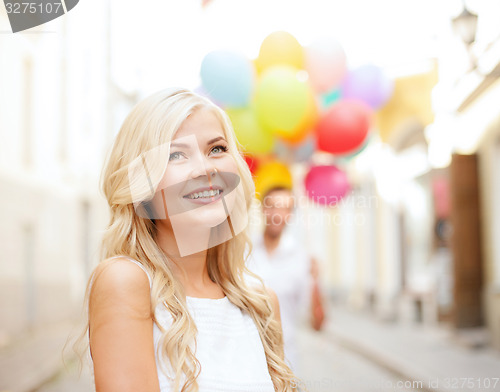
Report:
151,108,241,236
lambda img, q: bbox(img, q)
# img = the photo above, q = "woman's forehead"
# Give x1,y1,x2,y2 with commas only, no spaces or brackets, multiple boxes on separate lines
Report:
173,108,225,141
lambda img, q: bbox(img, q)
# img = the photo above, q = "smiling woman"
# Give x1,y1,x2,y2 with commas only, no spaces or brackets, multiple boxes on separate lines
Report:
79,88,298,392
149,108,245,256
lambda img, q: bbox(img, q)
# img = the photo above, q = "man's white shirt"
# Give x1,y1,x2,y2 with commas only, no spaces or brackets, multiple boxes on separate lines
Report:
247,228,312,371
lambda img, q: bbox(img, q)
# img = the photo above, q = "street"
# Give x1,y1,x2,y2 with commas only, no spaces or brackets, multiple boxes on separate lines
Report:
36,325,420,392
295,326,420,392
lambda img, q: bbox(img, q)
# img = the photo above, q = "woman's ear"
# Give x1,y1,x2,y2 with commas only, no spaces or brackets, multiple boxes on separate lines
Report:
139,200,155,220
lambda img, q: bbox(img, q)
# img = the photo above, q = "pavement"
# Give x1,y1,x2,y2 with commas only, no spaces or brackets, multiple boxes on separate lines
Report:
2,304,500,392
0,321,81,392
323,305,500,392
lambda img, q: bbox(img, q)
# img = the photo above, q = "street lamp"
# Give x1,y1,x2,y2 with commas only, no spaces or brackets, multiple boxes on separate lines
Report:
451,4,478,47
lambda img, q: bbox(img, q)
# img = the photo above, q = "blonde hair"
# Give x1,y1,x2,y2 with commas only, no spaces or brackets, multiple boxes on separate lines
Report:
85,88,297,391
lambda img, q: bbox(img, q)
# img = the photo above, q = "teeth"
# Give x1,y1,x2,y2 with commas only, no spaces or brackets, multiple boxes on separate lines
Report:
185,189,221,199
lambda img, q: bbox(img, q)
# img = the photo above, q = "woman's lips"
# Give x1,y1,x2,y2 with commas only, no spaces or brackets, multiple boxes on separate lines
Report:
165,172,239,212
183,187,224,205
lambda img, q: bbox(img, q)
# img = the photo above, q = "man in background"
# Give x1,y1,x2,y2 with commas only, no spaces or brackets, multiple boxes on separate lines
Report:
248,186,324,372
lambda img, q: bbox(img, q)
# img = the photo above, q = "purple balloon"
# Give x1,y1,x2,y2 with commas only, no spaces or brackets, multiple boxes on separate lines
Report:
304,165,350,206
341,65,394,109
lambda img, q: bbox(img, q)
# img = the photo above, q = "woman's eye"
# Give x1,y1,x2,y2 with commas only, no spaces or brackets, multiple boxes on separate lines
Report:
169,151,185,161
210,145,228,155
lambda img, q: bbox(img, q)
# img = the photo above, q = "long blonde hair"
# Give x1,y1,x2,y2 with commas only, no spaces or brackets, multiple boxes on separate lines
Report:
87,88,297,391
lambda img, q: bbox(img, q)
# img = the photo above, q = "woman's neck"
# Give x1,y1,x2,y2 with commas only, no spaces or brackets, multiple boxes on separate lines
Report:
155,222,223,298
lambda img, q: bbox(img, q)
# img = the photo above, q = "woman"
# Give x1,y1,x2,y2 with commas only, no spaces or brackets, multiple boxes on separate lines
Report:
85,88,298,391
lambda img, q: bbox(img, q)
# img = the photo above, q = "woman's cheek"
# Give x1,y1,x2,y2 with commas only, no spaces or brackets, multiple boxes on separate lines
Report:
218,155,239,174
159,165,190,189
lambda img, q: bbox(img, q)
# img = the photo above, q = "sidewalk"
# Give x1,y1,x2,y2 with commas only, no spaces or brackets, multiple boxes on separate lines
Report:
325,305,500,392
0,321,78,392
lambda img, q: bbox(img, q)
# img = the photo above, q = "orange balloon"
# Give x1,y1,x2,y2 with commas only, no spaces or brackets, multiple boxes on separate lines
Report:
256,31,304,73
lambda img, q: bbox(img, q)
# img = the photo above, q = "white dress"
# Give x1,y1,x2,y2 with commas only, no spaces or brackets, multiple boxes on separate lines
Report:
112,257,275,392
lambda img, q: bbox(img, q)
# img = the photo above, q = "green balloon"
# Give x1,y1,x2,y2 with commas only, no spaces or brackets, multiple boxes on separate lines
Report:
321,88,342,109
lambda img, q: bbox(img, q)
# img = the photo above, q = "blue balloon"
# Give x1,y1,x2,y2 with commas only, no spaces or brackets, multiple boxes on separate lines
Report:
200,51,254,107
273,135,316,163
293,136,316,162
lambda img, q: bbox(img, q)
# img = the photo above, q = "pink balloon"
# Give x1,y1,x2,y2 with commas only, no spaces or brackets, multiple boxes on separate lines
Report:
306,37,347,93
304,165,350,206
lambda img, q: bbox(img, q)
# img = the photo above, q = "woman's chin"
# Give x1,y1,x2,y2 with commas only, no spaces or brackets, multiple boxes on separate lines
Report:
177,201,229,228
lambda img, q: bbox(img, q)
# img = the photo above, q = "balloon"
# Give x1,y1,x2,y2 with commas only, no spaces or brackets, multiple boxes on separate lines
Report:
255,65,310,136
244,155,259,175
276,87,318,145
304,165,350,206
253,161,293,200
336,133,372,164
321,88,342,109
274,136,316,164
200,51,255,107
293,136,316,162
194,85,224,108
316,99,372,155
273,139,291,163
256,31,304,72
226,107,274,155
341,64,394,109
306,37,347,93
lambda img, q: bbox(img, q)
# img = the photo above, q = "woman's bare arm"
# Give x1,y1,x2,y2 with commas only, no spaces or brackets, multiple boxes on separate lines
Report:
89,258,160,392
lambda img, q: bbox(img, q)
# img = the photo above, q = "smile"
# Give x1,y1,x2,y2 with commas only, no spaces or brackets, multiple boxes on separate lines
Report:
183,188,222,200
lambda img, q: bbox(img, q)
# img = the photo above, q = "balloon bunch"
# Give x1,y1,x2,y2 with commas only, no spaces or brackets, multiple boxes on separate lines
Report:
199,31,393,206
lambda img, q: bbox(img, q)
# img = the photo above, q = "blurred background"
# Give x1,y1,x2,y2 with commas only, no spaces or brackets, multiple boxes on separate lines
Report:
1,0,500,391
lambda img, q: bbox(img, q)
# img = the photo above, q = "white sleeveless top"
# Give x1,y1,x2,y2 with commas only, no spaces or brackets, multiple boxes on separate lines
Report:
110,256,275,392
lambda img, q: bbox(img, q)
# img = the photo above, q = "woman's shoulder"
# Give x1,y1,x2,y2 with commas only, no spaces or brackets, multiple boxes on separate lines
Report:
88,258,158,392
95,255,150,282
89,256,152,309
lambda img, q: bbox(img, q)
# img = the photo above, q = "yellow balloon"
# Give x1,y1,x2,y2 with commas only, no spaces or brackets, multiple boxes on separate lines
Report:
275,87,318,144
256,31,304,72
226,107,274,155
253,160,293,201
255,65,309,136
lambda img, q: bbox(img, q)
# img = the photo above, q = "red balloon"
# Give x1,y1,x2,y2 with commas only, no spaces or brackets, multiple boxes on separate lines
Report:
244,155,259,175
316,100,372,154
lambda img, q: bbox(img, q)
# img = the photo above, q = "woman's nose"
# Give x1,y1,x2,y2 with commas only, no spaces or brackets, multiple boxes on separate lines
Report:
189,154,216,179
